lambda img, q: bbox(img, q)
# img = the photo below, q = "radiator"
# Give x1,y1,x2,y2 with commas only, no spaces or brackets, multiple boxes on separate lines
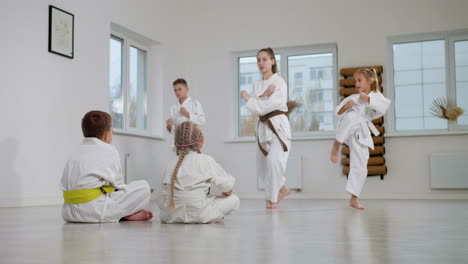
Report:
430,153,468,189
257,156,303,191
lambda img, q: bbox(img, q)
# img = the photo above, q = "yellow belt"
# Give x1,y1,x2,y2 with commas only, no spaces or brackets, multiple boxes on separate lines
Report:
63,186,115,204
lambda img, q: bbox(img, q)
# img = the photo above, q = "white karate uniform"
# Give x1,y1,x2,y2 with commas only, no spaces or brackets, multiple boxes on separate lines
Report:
335,92,391,197
246,73,291,203
168,96,206,134
156,151,240,223
61,138,151,223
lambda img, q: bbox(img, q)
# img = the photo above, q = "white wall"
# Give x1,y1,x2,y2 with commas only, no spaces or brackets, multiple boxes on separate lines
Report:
162,0,468,199
2,0,468,207
0,0,180,206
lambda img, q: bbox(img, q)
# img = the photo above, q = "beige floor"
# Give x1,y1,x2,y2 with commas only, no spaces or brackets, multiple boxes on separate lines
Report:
1,199,467,264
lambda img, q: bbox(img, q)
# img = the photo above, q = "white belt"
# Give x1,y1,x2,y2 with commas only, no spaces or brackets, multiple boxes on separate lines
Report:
366,120,380,136
173,190,207,199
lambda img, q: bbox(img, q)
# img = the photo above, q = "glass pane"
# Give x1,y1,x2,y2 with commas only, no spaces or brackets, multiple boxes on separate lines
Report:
393,40,447,131
394,70,422,86
393,42,421,71
238,55,281,137
129,46,147,130
424,116,447,129
423,68,445,84
109,36,123,129
423,83,446,116
288,53,335,133
455,81,468,125
396,117,423,131
394,85,423,118
455,40,468,126
422,40,445,68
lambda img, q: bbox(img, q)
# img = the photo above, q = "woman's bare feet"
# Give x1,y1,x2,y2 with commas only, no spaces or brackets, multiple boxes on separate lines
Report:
266,200,277,209
350,196,365,210
330,140,341,163
277,185,291,203
123,210,153,221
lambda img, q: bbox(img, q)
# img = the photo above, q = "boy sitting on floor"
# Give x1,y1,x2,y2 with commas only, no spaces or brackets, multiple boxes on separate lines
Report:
61,110,152,222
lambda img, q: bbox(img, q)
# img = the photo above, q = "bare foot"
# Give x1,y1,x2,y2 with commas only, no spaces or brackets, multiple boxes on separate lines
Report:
349,199,365,210
266,200,277,209
330,140,341,163
277,186,291,203
124,210,153,221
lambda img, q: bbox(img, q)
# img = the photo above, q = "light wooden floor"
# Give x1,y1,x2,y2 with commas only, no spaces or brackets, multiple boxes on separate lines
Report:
1,199,467,264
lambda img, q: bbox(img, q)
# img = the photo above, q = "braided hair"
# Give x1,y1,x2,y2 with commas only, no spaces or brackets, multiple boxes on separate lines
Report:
169,121,203,209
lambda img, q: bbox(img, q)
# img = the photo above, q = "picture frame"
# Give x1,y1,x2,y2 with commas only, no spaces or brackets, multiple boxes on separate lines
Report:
48,5,74,59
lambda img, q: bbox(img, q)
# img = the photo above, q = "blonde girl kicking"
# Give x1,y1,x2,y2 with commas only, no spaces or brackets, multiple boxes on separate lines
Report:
330,68,391,210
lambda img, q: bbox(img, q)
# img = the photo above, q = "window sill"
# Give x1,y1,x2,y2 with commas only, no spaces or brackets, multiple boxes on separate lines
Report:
113,128,165,140
225,134,336,143
386,130,468,138
225,130,468,143
225,137,256,143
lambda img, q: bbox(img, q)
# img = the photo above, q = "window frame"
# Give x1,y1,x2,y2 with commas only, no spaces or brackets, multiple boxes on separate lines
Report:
110,28,162,139
387,29,468,137
449,33,468,131
230,44,338,141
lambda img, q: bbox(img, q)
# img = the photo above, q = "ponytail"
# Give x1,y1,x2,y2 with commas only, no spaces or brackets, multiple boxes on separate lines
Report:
370,68,381,93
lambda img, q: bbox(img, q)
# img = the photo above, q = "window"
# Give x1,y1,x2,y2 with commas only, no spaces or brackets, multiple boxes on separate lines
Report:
288,53,335,135
109,33,149,132
294,72,303,89
234,44,337,139
310,67,323,80
393,40,447,130
455,40,468,126
128,46,147,130
390,30,468,133
109,36,124,129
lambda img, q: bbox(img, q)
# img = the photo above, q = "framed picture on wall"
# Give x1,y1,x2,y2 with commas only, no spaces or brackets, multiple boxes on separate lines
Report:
48,5,74,59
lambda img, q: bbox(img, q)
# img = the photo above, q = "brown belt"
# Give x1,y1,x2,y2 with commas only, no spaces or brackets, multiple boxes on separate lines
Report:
257,110,288,156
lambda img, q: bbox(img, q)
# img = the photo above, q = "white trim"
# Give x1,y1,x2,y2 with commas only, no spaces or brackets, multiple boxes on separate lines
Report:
225,137,256,143
110,22,159,46
225,134,336,143
385,130,468,138
231,43,338,141
224,129,468,142
113,128,165,140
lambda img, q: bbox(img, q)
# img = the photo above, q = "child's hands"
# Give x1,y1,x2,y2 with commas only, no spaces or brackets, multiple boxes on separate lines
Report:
180,107,190,118
338,100,355,115
359,92,370,103
240,90,250,100
260,84,276,98
222,190,233,196
166,119,173,132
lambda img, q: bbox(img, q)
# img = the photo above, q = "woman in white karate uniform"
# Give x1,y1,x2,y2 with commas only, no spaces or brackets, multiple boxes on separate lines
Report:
157,121,240,223
330,68,391,210
240,47,291,209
